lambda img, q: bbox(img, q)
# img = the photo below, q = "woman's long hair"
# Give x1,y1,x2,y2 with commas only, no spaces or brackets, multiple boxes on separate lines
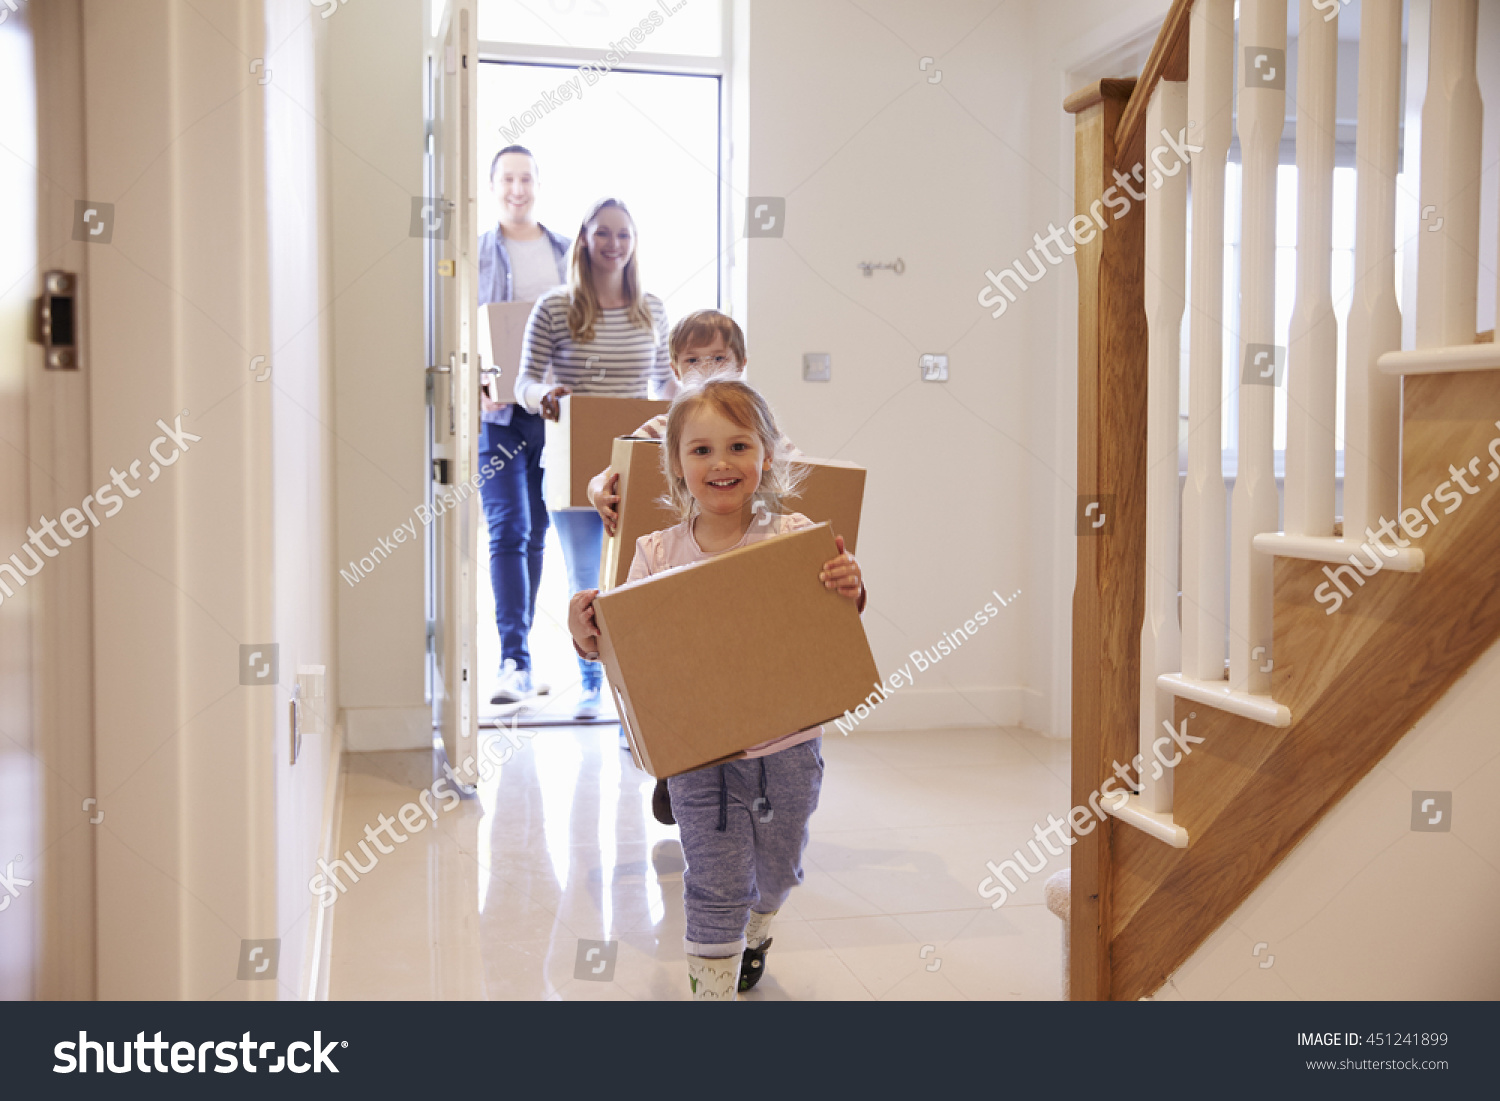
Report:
566,197,653,343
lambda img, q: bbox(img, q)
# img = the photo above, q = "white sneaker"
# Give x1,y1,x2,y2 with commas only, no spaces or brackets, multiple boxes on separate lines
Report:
490,660,536,705
574,684,602,720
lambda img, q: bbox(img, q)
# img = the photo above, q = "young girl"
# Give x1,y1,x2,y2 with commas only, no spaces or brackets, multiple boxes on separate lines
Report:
516,196,676,719
567,373,866,1000
584,309,801,826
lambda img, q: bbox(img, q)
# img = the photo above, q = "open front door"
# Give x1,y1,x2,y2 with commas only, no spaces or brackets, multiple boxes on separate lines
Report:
428,0,479,785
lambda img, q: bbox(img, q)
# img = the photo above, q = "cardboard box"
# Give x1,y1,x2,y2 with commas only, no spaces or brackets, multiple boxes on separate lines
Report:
598,437,682,591
594,523,879,778
598,439,867,591
544,394,670,509
480,300,536,406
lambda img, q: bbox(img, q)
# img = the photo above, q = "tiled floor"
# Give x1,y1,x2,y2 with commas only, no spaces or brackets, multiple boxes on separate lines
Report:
326,724,1070,1000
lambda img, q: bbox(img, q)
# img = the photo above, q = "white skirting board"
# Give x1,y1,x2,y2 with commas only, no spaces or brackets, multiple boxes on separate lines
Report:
342,706,433,752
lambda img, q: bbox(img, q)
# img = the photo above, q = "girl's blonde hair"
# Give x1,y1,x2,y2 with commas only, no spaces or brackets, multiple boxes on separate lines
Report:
660,370,806,522
566,197,653,343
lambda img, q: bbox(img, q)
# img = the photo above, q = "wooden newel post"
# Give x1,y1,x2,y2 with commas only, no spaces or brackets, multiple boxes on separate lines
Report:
1063,78,1148,1001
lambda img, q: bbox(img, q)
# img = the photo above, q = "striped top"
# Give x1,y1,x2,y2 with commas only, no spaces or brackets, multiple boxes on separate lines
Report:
513,288,674,412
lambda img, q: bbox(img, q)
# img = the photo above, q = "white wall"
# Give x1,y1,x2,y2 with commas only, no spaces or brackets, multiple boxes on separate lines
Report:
267,0,343,1001
328,0,431,750
82,0,339,1000
738,0,1068,733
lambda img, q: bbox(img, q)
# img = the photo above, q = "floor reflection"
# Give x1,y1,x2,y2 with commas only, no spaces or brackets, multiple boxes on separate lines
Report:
329,725,1068,1000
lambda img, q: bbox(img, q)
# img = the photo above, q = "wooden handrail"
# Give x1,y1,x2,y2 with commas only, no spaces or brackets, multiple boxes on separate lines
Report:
1113,0,1195,170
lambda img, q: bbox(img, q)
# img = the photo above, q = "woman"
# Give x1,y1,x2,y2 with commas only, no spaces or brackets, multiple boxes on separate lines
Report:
515,197,675,719
478,145,570,706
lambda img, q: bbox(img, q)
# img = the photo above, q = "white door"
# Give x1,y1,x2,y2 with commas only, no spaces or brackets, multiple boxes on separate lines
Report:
428,0,480,786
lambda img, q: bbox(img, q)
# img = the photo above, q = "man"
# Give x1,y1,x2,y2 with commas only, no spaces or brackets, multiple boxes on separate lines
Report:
477,145,569,704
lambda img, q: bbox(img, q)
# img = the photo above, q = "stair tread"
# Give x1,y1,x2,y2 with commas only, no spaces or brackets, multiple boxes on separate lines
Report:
1253,532,1425,572
1158,673,1292,727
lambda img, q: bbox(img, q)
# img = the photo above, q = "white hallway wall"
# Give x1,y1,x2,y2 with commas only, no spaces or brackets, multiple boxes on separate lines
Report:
84,0,338,999
736,0,1070,734
735,0,1177,739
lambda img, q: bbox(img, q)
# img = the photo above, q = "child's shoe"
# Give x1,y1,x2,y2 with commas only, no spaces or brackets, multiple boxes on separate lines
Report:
739,908,778,993
686,955,739,1001
652,779,675,825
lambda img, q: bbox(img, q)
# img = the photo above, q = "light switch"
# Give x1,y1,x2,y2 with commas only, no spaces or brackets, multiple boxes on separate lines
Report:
803,353,831,382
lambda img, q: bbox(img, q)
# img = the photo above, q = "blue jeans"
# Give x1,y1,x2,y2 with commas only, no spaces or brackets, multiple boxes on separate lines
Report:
550,509,604,690
480,412,547,672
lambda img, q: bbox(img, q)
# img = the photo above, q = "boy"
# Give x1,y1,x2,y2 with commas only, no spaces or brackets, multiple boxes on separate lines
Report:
587,309,792,535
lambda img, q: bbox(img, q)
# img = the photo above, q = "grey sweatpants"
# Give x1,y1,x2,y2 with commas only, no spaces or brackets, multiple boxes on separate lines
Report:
667,738,824,957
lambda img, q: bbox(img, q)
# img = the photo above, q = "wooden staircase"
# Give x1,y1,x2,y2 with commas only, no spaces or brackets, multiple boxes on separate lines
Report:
1064,0,1500,1000
1111,370,1500,1000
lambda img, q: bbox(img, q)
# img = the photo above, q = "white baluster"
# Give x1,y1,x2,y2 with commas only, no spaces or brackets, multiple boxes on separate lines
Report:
1342,0,1403,544
1283,0,1338,538
1140,79,1188,814
1416,0,1482,349
1181,0,1233,684
1229,0,1285,695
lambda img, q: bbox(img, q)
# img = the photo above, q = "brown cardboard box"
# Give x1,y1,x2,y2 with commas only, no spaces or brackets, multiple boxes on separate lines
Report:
543,394,670,509
598,440,867,591
480,300,535,405
598,437,680,591
594,522,879,778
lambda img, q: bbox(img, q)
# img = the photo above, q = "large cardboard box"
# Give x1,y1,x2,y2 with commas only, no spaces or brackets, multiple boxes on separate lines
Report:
544,394,670,509
594,523,879,778
480,300,535,405
598,438,867,591
598,437,682,591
